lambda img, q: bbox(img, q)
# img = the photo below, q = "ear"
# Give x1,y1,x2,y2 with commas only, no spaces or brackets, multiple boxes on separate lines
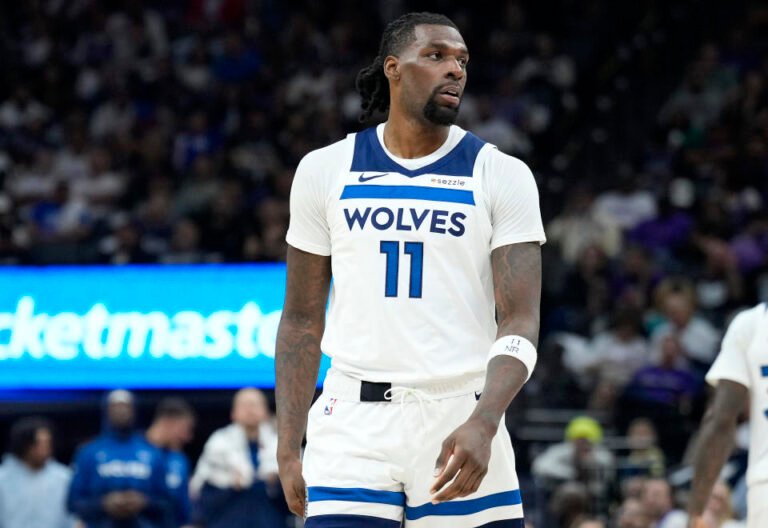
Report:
383,55,400,82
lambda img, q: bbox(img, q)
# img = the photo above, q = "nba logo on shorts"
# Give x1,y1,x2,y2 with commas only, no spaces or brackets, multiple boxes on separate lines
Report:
324,398,337,415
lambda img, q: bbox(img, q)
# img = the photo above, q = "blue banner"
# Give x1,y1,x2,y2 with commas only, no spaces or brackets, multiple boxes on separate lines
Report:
0,264,330,389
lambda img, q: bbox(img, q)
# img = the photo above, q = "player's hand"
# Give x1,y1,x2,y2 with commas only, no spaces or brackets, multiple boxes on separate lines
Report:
430,416,495,503
278,454,306,517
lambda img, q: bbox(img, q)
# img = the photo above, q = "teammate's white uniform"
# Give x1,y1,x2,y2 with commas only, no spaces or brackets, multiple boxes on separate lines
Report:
705,303,768,528
287,124,545,528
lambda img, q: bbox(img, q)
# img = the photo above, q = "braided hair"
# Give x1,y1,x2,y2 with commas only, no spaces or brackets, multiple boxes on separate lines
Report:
355,12,458,122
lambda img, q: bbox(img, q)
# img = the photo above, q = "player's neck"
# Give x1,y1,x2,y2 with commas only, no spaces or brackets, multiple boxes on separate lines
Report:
382,113,450,159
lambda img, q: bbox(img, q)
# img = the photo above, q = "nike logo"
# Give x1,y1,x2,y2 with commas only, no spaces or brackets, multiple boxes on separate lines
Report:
358,172,389,182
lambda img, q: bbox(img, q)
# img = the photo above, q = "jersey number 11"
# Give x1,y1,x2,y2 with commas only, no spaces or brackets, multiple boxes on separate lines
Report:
380,241,423,298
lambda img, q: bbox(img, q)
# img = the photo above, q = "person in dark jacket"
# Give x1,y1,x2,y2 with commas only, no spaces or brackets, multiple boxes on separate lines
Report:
67,389,172,528
145,398,196,528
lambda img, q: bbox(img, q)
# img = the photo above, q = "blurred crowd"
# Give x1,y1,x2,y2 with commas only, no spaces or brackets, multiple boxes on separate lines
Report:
523,3,768,526
0,388,288,528
0,0,767,527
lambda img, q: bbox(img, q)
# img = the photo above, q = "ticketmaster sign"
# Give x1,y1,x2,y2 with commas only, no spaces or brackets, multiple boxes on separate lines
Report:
0,265,327,389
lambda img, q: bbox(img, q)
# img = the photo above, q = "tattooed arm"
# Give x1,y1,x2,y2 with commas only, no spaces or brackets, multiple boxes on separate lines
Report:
687,380,748,525
431,242,541,502
275,245,331,516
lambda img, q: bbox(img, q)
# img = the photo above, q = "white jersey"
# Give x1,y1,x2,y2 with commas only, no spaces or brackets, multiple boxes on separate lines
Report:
286,124,546,384
706,303,768,486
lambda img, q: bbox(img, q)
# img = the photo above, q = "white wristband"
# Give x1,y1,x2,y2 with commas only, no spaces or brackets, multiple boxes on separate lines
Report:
488,335,537,382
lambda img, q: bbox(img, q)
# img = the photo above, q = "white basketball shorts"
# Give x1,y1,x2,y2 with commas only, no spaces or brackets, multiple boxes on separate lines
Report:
302,368,525,528
748,482,768,528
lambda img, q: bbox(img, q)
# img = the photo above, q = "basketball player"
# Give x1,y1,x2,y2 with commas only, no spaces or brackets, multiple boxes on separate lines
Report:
688,303,768,528
276,12,545,528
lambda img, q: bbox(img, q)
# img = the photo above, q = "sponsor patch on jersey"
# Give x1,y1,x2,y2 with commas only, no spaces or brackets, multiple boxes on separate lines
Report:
430,177,467,187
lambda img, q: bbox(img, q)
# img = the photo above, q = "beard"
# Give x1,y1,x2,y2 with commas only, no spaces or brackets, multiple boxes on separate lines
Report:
423,92,460,126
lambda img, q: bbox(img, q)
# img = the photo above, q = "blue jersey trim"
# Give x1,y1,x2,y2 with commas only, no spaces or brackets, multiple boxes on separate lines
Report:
350,127,486,177
340,185,475,205
762,366,768,377
307,487,406,507
304,513,401,528
405,489,522,520
305,514,402,528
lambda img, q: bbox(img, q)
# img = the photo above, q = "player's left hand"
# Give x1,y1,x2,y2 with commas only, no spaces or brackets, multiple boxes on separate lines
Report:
430,416,495,503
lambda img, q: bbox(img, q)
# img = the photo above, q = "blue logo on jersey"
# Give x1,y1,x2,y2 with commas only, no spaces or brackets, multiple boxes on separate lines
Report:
343,207,466,237
358,173,389,182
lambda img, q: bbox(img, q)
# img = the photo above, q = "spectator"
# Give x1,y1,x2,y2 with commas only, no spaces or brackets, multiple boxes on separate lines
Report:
6,147,57,204
159,218,208,264
640,478,687,528
98,217,155,264
650,280,720,367
627,199,695,257
89,90,136,141
620,476,648,502
472,95,532,156
585,307,649,390
533,416,615,507
658,69,721,131
514,33,576,91
67,390,172,528
190,388,282,528
25,180,94,264
172,112,221,172
175,42,212,94
592,168,658,232
623,418,666,478
555,244,613,334
145,398,196,528
0,417,75,528
52,127,91,183
211,32,261,84
70,147,126,219
547,188,622,264
622,336,702,459
173,155,221,218
0,85,49,130
614,497,651,528
548,481,591,528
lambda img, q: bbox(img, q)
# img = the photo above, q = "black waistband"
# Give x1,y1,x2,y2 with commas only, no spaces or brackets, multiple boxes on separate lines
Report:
359,381,392,402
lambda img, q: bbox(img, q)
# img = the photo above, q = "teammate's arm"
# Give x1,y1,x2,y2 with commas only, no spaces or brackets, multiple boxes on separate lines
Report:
687,380,748,527
432,241,541,502
275,246,332,516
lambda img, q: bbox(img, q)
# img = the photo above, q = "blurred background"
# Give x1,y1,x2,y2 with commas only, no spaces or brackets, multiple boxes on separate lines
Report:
0,0,766,526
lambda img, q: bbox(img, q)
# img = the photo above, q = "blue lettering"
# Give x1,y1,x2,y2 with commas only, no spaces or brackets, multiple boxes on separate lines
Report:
345,207,464,236
344,208,371,230
430,210,449,234
411,209,430,230
371,208,395,230
396,209,413,231
448,212,466,237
